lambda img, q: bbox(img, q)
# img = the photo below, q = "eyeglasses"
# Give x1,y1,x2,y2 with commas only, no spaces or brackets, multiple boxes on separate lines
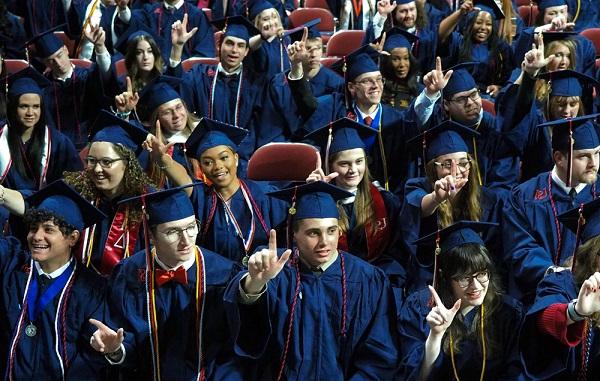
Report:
85,157,124,169
433,159,471,171
448,90,481,106
454,271,489,288
160,221,199,244
354,76,385,87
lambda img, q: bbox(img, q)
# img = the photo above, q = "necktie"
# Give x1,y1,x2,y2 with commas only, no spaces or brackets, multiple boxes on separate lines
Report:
155,266,188,286
363,116,373,127
569,188,577,205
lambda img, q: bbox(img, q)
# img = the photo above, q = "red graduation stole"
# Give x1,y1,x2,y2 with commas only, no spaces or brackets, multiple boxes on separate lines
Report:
100,206,141,275
337,183,390,261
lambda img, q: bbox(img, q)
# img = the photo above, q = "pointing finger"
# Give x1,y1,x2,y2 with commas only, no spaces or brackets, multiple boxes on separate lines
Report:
428,285,443,307
268,229,277,253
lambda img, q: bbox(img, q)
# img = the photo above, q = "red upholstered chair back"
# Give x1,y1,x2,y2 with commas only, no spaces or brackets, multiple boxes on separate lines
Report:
247,143,321,181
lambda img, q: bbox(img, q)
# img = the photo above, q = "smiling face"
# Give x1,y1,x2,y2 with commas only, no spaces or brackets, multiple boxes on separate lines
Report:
151,215,198,268
28,220,79,272
220,35,249,72
199,145,239,189
86,142,127,199
331,148,366,190
450,270,489,311
293,218,340,268
348,71,384,109
394,1,417,29
471,11,493,43
157,98,188,135
546,41,572,71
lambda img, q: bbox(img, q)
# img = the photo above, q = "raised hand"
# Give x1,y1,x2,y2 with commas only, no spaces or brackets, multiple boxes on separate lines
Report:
84,25,106,48
306,167,339,183
522,33,556,77
426,285,461,336
423,57,453,97
244,230,291,294
377,0,397,17
171,13,198,47
114,76,139,113
143,120,175,162
459,0,478,16
369,32,389,55
287,27,309,65
575,272,600,317
432,159,469,204
89,319,124,354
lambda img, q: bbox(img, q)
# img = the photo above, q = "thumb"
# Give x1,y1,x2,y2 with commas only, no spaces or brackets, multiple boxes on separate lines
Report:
324,172,339,182
188,27,199,38
450,299,462,314
443,69,453,82
278,249,292,265
116,328,124,343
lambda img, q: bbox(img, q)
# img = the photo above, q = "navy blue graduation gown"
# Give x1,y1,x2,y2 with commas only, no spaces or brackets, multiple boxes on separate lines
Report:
43,66,105,149
0,237,108,380
0,12,27,59
399,288,526,380
440,32,514,92
8,0,70,38
191,180,287,265
521,271,600,379
409,27,438,73
248,37,291,80
256,67,344,146
502,172,600,305
223,251,399,379
127,3,215,61
565,0,600,31
400,177,502,293
1,126,82,192
69,1,125,56
106,247,243,380
180,64,265,163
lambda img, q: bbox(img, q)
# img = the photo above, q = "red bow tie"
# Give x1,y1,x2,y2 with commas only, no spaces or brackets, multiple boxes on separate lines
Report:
155,266,188,286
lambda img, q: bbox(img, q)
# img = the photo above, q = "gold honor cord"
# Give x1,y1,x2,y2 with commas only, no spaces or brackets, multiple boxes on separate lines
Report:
449,303,486,381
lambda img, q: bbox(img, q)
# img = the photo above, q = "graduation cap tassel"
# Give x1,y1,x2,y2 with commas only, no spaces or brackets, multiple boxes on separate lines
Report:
567,119,574,188
286,187,298,249
571,203,586,271
325,123,333,175
428,229,442,308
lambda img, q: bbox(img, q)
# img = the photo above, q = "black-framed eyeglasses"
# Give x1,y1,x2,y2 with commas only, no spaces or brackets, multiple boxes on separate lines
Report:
433,159,472,171
448,90,480,106
85,157,124,169
454,270,489,288
354,76,385,87
160,221,200,244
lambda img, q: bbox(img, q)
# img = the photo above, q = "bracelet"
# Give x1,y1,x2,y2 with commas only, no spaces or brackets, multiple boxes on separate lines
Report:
568,300,589,322
157,155,172,170
116,110,131,119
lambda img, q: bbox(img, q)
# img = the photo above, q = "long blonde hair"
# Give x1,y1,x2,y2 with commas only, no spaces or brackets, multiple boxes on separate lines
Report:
425,153,482,228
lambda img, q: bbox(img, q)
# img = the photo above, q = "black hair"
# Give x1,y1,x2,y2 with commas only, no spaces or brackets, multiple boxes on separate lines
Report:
24,208,77,237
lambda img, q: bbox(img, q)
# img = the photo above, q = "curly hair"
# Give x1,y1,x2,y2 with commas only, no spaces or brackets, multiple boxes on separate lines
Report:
63,143,156,222
24,208,77,236
425,153,482,228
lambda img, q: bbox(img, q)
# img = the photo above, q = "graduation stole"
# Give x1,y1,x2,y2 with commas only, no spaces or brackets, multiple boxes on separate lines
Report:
200,180,269,264
207,65,244,126
337,183,390,262
51,71,81,142
350,0,373,29
145,246,207,381
79,201,140,276
0,124,52,189
7,259,78,381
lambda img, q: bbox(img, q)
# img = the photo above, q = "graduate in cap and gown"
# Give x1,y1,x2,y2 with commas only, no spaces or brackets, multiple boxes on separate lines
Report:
373,0,440,73
8,0,72,38
502,114,600,306
0,9,27,60
0,180,109,380
412,61,520,194
520,197,600,380
115,0,215,61
0,67,82,195
504,66,600,183
398,221,525,380
303,117,405,306
437,0,514,99
379,27,424,111
62,111,155,276
245,0,291,79
25,25,111,149
175,16,265,168
223,181,399,379
176,118,286,265
399,121,502,293
89,185,243,380
257,20,344,146
512,0,597,77
285,41,429,194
